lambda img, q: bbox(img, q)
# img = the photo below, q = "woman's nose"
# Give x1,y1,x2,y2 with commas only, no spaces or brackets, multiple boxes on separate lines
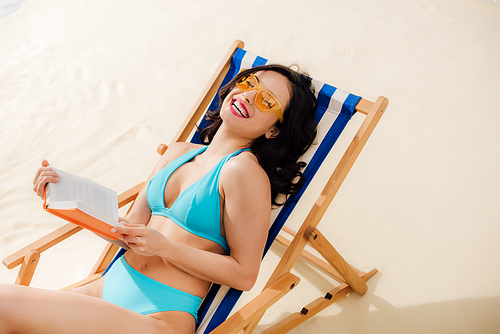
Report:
242,90,258,104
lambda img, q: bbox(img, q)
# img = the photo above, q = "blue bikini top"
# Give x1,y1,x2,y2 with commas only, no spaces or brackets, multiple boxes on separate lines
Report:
146,146,250,253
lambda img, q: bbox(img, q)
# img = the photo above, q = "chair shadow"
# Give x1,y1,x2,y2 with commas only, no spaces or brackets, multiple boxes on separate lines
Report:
255,271,500,334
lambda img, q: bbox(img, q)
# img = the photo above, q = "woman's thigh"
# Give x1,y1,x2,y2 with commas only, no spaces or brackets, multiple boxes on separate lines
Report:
69,276,197,332
0,284,190,334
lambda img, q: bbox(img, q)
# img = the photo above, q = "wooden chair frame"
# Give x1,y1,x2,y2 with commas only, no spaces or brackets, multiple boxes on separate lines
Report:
3,40,387,333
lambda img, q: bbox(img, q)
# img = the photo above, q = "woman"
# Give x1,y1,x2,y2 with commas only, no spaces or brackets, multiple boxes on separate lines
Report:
0,64,317,334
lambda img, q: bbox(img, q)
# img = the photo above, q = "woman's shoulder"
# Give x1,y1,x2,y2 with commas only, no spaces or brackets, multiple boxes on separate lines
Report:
229,149,260,167
222,150,269,185
220,150,271,206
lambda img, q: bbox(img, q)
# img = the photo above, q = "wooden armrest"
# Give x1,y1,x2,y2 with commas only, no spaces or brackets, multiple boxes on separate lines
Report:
2,222,82,269
118,182,144,208
3,183,145,270
157,144,168,156
210,272,300,334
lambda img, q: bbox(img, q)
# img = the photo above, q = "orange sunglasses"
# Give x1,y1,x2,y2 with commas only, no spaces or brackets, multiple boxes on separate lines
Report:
235,72,284,123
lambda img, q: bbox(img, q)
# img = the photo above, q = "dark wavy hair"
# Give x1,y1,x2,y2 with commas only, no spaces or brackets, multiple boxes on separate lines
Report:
199,64,318,207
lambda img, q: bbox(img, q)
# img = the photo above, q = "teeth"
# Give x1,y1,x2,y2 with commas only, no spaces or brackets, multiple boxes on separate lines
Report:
232,100,248,118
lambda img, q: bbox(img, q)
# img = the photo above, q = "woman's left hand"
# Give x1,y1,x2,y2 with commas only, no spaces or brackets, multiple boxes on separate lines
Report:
113,223,167,257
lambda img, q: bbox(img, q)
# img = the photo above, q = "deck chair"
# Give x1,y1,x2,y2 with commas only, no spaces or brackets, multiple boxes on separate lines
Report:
3,40,388,333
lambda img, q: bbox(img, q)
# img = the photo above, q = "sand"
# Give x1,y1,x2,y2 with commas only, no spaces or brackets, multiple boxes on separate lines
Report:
1,0,499,332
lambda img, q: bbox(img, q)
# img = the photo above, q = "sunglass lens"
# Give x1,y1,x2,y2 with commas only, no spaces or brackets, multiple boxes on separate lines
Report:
257,91,279,111
238,75,258,91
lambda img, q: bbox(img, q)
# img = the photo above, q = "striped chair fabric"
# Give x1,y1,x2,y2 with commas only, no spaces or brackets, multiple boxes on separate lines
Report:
193,48,361,333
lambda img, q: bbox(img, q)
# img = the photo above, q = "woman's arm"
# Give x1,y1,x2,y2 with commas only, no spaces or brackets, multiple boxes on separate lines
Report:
115,153,271,291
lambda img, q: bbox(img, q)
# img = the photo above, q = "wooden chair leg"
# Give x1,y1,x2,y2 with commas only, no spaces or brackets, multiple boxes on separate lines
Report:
306,227,367,295
15,249,40,286
89,242,121,276
210,273,300,334
260,268,377,334
60,273,103,291
276,226,363,283
242,314,263,334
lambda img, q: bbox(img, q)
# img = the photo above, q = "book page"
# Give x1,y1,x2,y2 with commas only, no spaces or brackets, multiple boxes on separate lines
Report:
47,167,119,223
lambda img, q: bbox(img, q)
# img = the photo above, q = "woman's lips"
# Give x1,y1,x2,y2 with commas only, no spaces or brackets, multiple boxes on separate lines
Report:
230,98,249,118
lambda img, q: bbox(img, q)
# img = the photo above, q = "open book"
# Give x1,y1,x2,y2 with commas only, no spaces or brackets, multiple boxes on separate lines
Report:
43,167,124,240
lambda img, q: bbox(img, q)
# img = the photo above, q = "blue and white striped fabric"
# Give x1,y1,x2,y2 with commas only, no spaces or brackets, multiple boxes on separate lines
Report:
194,48,361,334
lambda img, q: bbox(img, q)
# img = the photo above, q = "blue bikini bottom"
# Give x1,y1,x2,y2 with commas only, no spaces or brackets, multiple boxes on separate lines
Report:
102,256,202,322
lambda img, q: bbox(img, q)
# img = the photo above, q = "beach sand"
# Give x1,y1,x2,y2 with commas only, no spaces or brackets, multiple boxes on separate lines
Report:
1,0,499,332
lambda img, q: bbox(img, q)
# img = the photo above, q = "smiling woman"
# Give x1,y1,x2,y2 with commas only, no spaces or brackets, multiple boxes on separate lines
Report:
0,62,318,334
1,0,500,332
202,64,318,206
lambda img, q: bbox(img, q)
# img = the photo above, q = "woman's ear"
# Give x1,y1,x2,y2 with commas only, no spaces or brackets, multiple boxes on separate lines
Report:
265,126,280,139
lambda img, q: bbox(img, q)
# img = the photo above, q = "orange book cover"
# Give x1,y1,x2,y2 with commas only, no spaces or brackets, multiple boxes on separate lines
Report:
43,168,123,240
43,202,122,240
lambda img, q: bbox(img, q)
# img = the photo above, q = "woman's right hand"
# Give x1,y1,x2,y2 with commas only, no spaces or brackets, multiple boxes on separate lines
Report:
32,159,59,198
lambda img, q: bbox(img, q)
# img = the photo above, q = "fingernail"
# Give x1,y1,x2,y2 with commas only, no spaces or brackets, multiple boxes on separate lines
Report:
111,228,117,233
